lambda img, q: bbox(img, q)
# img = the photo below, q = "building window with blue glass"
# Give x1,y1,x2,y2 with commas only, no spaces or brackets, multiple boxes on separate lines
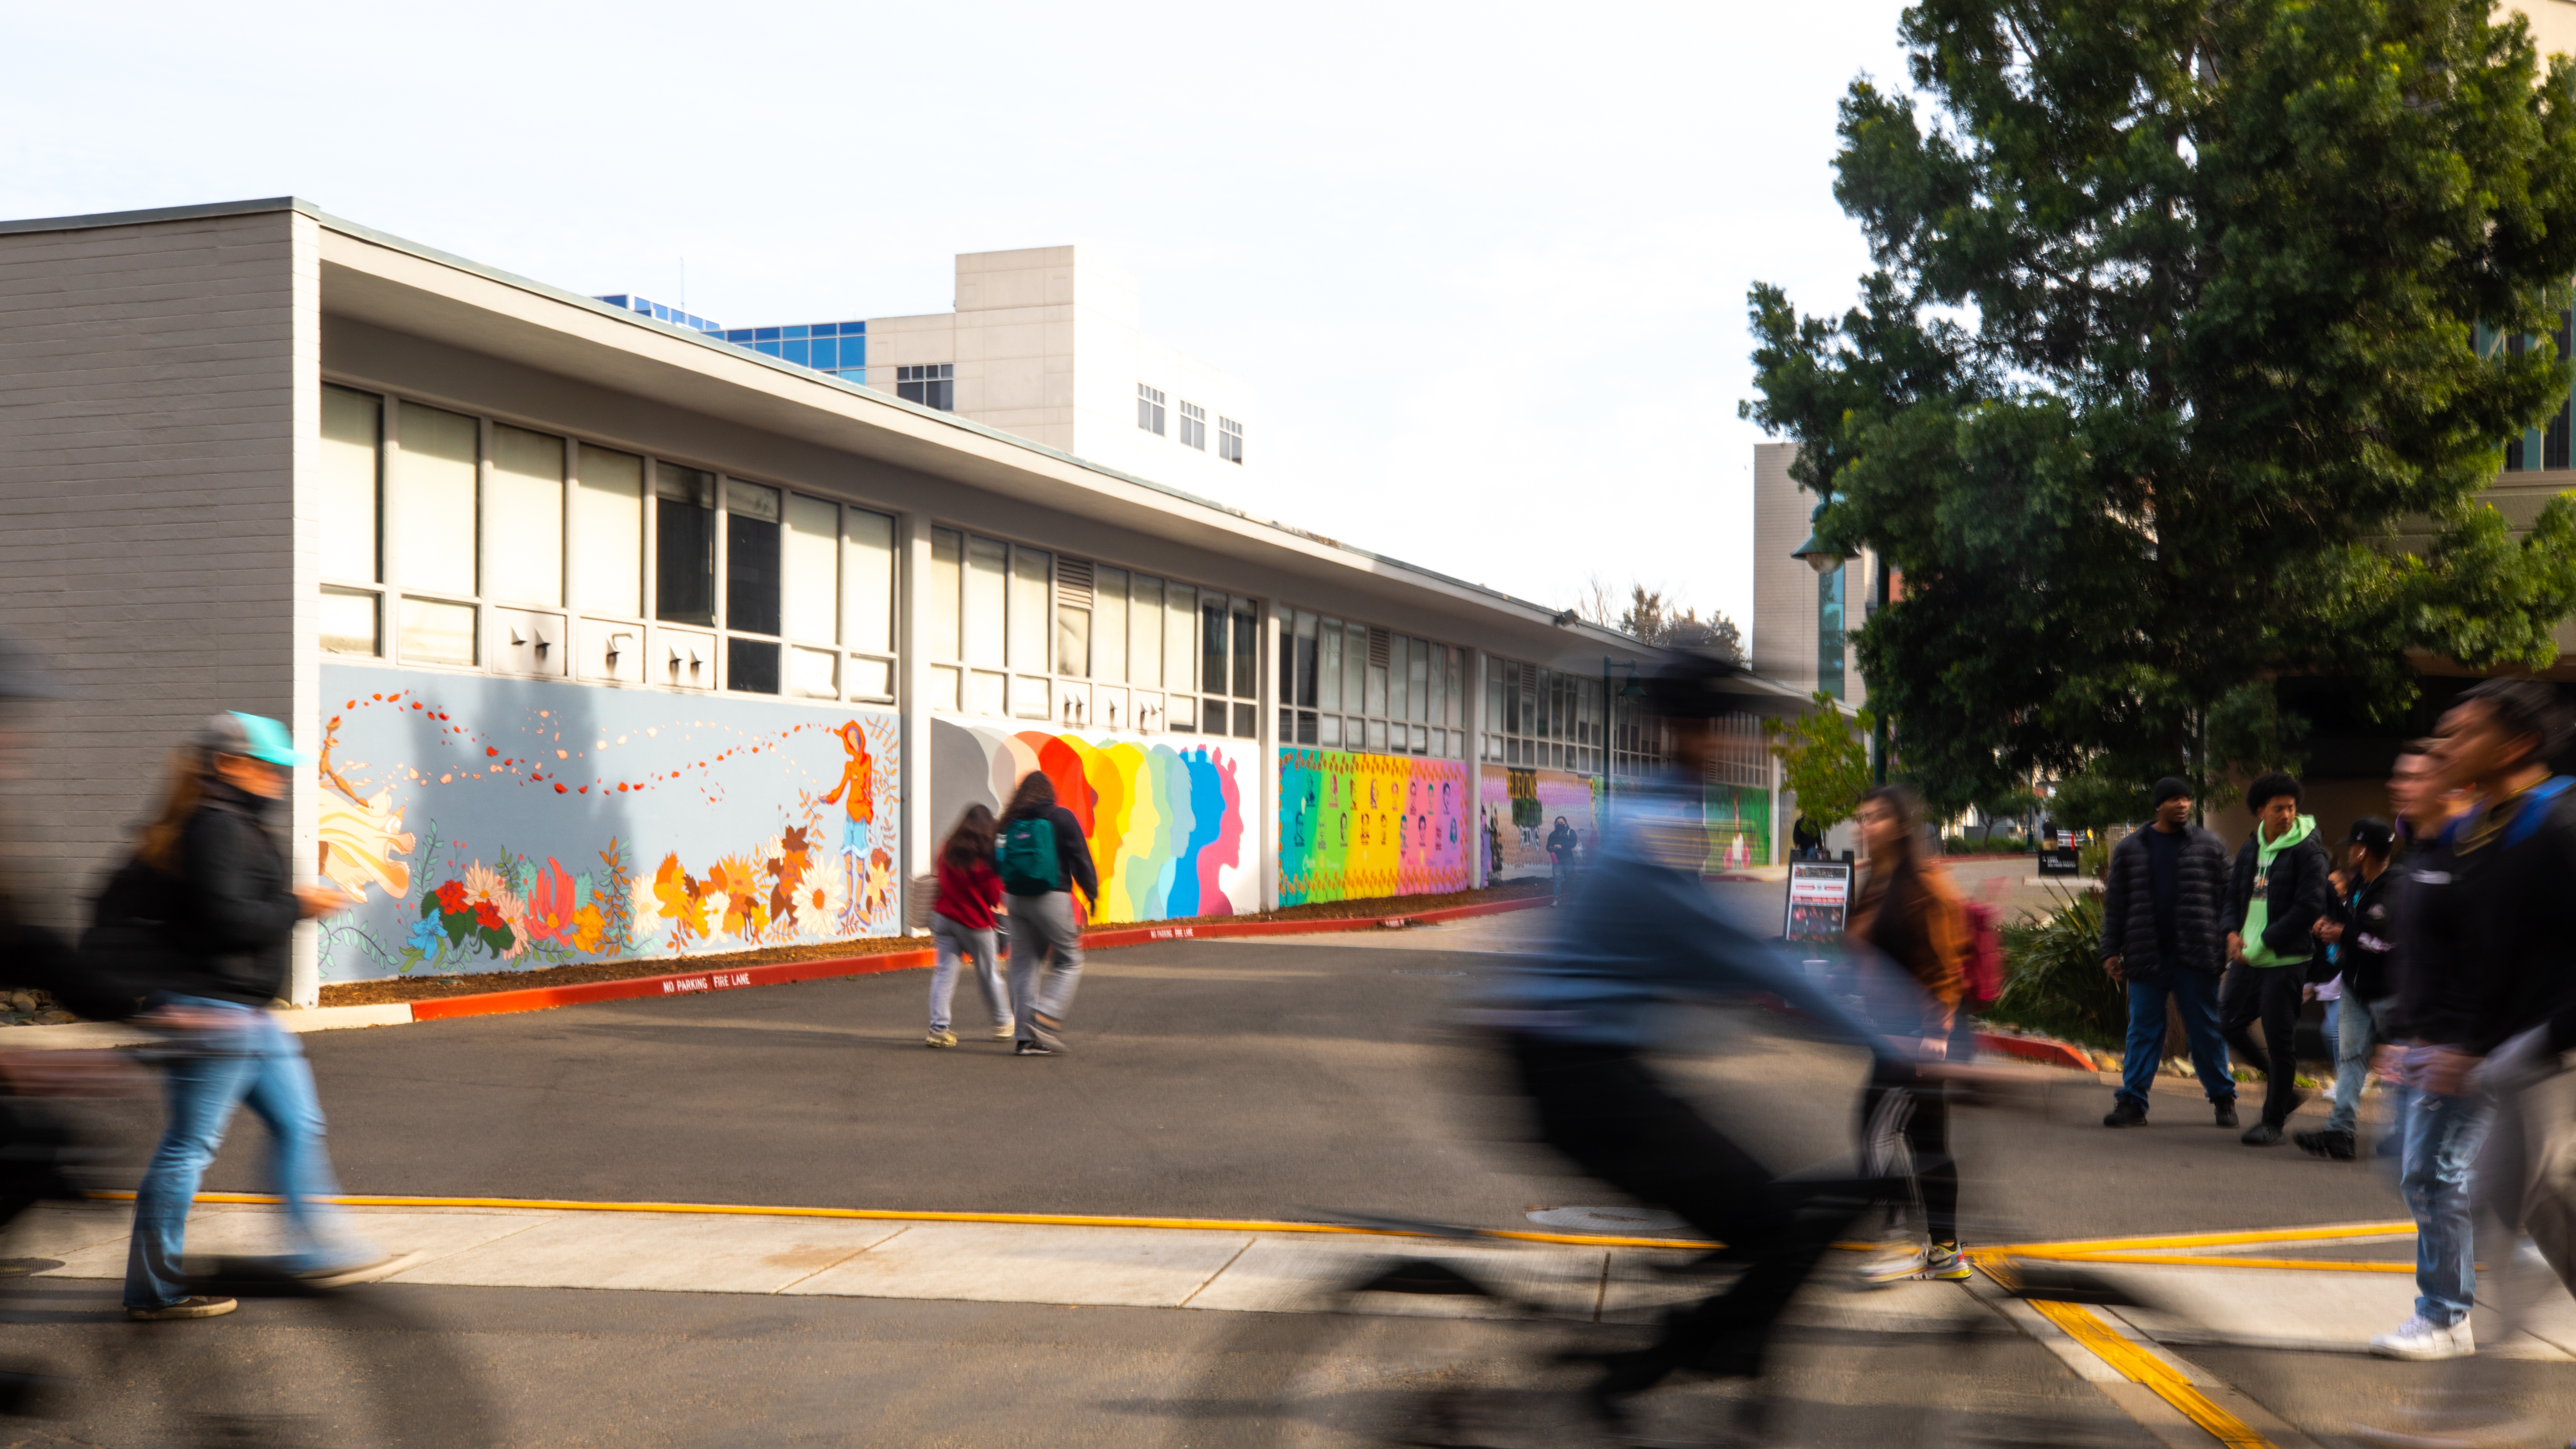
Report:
898,364,954,412
1817,564,1845,700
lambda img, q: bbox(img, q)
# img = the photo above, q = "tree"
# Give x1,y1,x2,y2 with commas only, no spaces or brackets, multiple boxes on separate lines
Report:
1575,577,1747,662
1766,691,1875,831
1743,0,2576,818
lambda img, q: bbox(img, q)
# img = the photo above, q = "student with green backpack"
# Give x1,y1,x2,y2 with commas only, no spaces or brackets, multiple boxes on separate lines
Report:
996,772,1099,1056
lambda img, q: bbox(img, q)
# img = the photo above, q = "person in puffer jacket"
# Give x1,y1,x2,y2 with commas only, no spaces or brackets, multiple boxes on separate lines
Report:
2220,771,2332,1145
2097,777,2236,1129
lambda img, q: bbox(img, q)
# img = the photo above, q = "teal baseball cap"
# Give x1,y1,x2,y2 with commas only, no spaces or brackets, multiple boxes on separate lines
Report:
196,711,312,768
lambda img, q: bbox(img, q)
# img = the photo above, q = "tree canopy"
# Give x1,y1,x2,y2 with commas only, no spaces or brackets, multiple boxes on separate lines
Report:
1766,692,1876,831
1745,0,2576,815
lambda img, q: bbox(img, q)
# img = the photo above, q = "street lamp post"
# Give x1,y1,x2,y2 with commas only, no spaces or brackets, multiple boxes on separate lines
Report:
1789,502,1888,785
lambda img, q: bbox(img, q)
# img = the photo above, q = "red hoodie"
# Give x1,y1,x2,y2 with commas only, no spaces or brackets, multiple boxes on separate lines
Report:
934,855,1004,931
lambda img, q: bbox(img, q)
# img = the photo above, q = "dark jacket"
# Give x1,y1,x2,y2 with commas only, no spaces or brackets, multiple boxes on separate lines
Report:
173,780,301,1005
2395,825,2468,1047
2223,825,2331,966
2325,863,2402,1004
2098,824,2230,977
2448,780,2576,1056
1001,802,1099,905
1547,824,1580,861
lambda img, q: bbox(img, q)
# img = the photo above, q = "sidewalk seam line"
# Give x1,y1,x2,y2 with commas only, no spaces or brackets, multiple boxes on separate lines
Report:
767,1225,903,1296
1176,1237,1258,1309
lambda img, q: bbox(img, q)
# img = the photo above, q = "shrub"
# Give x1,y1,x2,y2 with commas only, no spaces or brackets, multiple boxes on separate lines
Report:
1984,889,2124,1051
2077,837,2111,878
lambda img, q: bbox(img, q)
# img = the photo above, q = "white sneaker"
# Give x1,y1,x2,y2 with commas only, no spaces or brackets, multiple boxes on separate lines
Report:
991,1020,1016,1040
1856,1243,1927,1288
2370,1314,2475,1361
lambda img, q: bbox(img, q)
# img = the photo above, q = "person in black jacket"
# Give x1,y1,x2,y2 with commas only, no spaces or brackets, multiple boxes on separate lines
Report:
996,771,1099,1057
2219,772,2332,1145
2298,816,2400,1161
2097,777,2237,1128
120,713,415,1323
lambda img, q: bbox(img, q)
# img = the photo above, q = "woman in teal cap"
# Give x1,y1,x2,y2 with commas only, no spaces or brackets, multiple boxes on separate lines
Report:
120,712,416,1321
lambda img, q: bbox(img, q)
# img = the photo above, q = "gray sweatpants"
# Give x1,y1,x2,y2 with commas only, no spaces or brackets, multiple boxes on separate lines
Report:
928,914,1007,1032
1006,890,1085,1035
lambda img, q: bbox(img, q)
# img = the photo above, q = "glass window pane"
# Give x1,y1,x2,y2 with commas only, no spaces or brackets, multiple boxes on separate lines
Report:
789,645,838,698
931,528,963,660
849,655,894,701
1366,656,1387,720
844,509,895,654
1168,693,1197,732
930,663,961,711
399,596,475,665
1093,568,1127,683
1166,585,1198,693
1344,623,1367,718
654,464,716,624
1130,575,1163,688
1057,606,1091,677
1009,548,1051,672
1408,637,1429,723
1388,636,1410,722
1232,600,1258,698
485,425,564,607
1295,612,1318,708
727,637,780,693
1316,620,1342,711
319,585,378,656
1366,717,1388,753
1201,596,1226,698
726,483,782,637
1012,674,1051,719
1319,714,1341,748
784,493,838,642
964,536,1006,667
1234,702,1257,739
1446,649,1463,728
573,445,643,616
396,404,477,597
318,386,380,583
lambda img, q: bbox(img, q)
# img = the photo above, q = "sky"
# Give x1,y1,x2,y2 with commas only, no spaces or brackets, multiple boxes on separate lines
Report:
1,0,1918,635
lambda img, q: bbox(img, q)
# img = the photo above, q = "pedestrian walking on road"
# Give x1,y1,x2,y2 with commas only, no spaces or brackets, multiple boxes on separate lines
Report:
2298,815,2400,1161
123,713,417,1322
2098,777,2238,1130
1793,814,1822,861
1845,783,1974,1285
926,805,1010,1048
996,773,1098,1057
1546,815,1581,904
2220,772,2331,1145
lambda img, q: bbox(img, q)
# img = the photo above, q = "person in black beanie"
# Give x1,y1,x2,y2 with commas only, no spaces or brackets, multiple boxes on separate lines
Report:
2098,777,2237,1128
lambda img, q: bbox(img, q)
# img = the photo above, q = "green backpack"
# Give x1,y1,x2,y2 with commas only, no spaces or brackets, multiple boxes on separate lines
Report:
997,813,1065,895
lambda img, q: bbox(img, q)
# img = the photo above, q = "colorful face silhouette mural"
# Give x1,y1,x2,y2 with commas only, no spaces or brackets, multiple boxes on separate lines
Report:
1279,751,1471,905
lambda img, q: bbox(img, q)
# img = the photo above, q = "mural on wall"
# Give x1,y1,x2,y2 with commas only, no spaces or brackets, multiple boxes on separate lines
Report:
930,720,1252,923
1479,765,1601,881
1278,751,1471,905
315,665,901,982
1704,783,1773,870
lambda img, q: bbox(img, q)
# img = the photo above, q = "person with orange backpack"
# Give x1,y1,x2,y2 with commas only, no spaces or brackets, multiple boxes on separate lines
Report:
2098,777,2238,1129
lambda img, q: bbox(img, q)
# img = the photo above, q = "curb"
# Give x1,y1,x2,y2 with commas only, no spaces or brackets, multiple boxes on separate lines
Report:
1972,1031,2100,1071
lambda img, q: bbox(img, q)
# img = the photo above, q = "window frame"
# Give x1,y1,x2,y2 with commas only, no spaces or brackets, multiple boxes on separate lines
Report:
1280,609,1465,758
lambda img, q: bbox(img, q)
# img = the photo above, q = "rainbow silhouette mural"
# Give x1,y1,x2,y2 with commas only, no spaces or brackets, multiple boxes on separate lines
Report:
1279,752,1471,905
930,721,1253,923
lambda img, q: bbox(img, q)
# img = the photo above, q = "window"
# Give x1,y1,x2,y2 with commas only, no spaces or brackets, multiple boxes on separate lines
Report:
655,465,716,626
486,426,565,607
1137,383,1166,436
897,364,954,411
843,507,896,699
573,445,643,617
1286,611,1463,757
397,404,478,599
724,481,782,693
1178,401,1206,451
1219,415,1244,464
783,492,839,644
318,386,381,587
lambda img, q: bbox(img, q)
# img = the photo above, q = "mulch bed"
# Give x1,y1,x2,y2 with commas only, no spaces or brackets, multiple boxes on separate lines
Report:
316,878,1556,1009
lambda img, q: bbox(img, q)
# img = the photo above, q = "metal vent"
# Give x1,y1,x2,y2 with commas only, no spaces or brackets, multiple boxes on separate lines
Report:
1368,627,1391,668
1056,557,1095,609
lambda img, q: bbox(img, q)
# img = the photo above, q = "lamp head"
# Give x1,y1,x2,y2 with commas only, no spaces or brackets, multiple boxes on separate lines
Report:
1791,499,1845,575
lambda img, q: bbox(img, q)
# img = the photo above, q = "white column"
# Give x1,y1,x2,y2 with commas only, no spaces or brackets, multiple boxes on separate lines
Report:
1257,598,1281,912
1465,648,1488,888
287,212,324,1008
897,510,933,928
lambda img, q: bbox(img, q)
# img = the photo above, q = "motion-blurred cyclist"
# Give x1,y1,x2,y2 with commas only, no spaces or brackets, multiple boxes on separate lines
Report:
1471,652,1927,1430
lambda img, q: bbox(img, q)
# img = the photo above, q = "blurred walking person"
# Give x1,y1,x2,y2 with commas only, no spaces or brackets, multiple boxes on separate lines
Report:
2299,816,2400,1161
1846,782,1974,1284
926,805,1010,1048
996,773,1097,1057
1546,815,1581,905
2221,772,2331,1145
2098,778,2237,1129
123,713,416,1322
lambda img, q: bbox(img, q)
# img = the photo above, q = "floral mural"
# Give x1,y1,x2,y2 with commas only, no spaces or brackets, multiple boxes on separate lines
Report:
316,665,900,982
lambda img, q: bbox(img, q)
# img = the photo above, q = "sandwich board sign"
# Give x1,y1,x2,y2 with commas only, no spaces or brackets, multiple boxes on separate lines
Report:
1784,861,1855,941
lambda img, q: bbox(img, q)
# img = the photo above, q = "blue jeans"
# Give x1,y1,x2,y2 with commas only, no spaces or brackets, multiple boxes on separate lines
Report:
2396,1066,2492,1327
2325,995,2389,1135
123,997,373,1308
2116,969,2235,1111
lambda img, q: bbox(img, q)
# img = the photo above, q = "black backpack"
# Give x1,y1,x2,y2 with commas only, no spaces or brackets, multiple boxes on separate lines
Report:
70,856,193,1016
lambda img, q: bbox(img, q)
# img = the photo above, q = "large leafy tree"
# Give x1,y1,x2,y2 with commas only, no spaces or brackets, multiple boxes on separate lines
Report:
1745,0,2576,815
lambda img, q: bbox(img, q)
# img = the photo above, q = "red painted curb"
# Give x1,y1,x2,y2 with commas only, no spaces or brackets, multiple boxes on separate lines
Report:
401,894,1555,1024
1972,1031,2098,1071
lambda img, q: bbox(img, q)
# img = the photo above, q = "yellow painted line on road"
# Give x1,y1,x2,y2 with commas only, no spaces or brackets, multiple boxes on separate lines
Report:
2027,1252,2413,1273
2024,1295,2272,1449
1993,1221,2413,1258
82,1190,1721,1252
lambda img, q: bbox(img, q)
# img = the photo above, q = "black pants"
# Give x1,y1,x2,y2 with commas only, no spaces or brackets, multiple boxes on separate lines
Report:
1509,1035,1871,1387
2220,964,2303,1126
1861,1080,1956,1244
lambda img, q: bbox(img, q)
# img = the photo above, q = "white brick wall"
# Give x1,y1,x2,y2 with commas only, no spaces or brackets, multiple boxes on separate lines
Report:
0,209,311,977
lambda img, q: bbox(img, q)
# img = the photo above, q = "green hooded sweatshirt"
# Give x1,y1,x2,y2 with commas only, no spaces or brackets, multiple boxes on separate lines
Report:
2240,813,2316,969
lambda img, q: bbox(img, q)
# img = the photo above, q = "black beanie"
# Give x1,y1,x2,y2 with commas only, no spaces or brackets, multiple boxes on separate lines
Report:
2151,776,2190,807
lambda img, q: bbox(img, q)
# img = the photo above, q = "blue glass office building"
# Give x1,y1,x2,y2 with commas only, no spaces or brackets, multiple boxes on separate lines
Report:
594,294,867,386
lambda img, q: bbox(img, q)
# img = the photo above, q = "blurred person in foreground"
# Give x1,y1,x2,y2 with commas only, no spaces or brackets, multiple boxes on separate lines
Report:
1845,782,1973,1285
2097,777,2237,1130
1470,652,1924,1431
2299,815,2400,1162
120,713,418,1322
2220,772,2331,1145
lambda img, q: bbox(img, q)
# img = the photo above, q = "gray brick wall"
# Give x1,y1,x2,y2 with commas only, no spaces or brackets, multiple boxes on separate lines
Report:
0,209,314,993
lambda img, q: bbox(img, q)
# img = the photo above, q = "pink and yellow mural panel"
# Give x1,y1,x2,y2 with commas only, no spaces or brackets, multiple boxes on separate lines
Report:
1478,765,1600,881
1278,751,1471,905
